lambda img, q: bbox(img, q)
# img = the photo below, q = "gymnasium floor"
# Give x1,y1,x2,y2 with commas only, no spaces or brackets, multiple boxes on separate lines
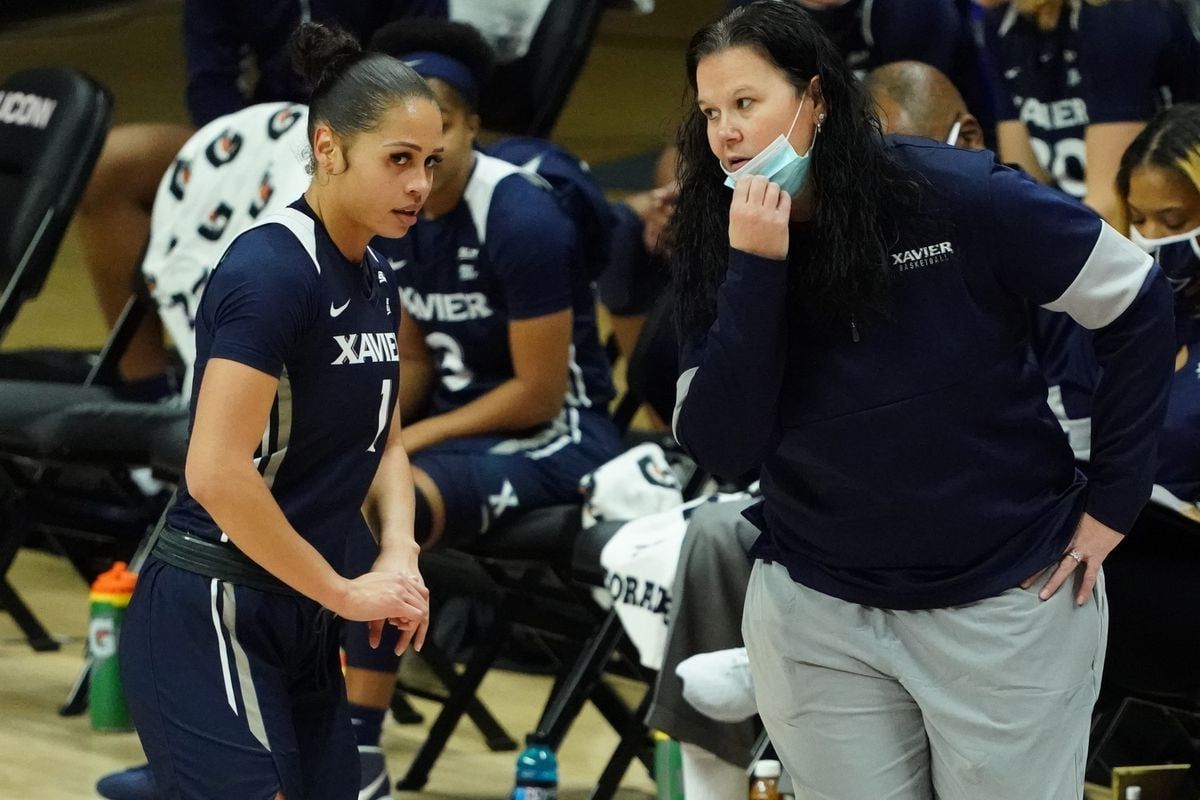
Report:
0,2,721,796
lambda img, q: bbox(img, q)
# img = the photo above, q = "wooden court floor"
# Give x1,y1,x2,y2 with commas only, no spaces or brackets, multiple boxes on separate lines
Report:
0,0,724,796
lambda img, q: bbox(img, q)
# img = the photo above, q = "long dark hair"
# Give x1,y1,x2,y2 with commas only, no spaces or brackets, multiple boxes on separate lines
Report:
670,0,916,337
1117,103,1200,204
290,22,436,170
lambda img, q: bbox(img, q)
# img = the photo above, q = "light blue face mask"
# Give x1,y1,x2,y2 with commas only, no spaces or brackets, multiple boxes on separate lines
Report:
721,94,814,195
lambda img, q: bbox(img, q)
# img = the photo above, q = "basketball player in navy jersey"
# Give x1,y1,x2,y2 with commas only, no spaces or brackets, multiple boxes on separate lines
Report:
338,20,622,795
117,24,438,800
980,0,1200,223
1037,103,1200,515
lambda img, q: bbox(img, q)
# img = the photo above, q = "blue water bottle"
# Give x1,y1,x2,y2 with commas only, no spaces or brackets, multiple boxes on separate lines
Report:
512,733,558,800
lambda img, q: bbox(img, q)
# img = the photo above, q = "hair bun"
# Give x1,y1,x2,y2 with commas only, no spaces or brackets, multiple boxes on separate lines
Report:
290,22,364,89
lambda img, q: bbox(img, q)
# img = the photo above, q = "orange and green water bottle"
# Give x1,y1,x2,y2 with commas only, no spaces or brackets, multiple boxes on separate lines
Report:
88,561,136,731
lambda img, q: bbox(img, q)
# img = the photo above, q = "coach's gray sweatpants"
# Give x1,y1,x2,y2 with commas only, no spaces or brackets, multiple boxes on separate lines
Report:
743,559,1108,800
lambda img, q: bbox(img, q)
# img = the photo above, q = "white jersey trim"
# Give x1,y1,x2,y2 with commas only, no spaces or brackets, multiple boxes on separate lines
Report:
1045,384,1092,462
210,579,238,715
1041,222,1154,331
672,367,699,442
249,208,321,274
462,151,551,245
221,583,271,752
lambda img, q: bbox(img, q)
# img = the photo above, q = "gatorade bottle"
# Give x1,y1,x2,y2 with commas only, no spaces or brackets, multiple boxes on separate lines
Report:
652,731,685,800
749,759,781,800
88,561,137,731
512,733,558,800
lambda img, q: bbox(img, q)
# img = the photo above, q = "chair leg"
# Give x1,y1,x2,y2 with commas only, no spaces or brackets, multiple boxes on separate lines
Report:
536,609,626,748
396,604,514,792
418,640,518,752
588,690,654,800
0,577,58,651
0,474,59,651
60,656,92,716
389,687,425,725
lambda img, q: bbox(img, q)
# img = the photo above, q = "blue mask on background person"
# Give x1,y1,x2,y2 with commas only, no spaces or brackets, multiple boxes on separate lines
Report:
721,94,814,195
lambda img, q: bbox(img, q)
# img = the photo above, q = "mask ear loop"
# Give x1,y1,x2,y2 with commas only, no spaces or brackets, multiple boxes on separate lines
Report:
945,116,962,146
786,92,809,138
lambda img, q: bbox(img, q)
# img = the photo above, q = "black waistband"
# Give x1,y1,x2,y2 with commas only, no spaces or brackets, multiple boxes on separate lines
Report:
152,525,297,596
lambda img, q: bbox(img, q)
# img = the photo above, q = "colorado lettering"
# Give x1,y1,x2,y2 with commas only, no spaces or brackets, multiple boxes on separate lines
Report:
0,91,57,129
607,572,671,619
400,288,493,322
892,241,955,271
331,332,400,365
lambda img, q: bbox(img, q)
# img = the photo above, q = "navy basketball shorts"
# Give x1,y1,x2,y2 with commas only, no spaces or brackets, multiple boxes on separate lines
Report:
412,407,621,547
120,558,357,800
341,409,620,673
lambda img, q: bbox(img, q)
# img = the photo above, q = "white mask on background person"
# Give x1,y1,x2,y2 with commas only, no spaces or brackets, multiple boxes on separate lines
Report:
945,118,962,147
1129,224,1200,258
1130,224,1200,299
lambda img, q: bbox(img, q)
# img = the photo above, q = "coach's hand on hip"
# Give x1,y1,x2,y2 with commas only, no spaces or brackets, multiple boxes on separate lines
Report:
1023,512,1123,605
730,175,791,260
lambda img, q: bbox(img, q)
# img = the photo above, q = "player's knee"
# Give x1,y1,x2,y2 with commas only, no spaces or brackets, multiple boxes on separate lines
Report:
80,123,192,215
410,468,445,546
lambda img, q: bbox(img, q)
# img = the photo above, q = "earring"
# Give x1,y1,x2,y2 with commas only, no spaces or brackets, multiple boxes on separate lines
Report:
817,112,826,134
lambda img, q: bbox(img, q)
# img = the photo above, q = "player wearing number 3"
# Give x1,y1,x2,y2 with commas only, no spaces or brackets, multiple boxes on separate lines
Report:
670,3,1175,798
339,22,622,794
119,24,435,800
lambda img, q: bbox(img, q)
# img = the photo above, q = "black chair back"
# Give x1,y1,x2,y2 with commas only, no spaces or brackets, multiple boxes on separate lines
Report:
0,67,112,340
479,0,606,136
1102,502,1200,709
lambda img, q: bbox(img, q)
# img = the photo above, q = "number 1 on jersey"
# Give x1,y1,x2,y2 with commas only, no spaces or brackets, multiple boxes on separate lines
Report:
368,379,393,453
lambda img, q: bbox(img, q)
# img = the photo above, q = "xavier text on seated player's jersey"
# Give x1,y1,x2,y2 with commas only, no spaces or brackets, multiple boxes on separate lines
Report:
168,197,402,569
379,151,614,428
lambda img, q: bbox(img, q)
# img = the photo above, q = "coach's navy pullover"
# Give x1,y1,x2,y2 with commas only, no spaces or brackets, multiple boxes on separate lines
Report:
673,138,1175,609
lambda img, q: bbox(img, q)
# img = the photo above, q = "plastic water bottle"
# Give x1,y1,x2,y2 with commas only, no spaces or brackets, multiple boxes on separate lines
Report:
89,561,137,731
653,731,684,800
749,759,781,800
512,733,557,800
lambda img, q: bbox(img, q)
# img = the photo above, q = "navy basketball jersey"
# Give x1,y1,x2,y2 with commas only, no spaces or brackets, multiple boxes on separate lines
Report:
985,0,1200,198
168,197,402,567
1034,237,1200,504
729,0,968,80
380,151,614,422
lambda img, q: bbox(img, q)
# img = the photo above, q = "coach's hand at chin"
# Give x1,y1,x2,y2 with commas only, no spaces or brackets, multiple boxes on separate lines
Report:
729,174,791,260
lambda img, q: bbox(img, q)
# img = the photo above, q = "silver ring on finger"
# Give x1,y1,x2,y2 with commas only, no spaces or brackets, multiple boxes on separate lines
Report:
1065,549,1083,564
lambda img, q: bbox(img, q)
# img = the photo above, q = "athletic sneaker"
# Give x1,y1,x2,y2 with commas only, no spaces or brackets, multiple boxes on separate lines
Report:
358,745,391,800
96,763,158,799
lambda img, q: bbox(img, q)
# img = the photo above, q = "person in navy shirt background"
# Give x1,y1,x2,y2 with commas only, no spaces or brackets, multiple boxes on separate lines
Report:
979,0,1200,223
670,3,1173,797
338,19,623,795
1038,103,1200,517
117,25,436,800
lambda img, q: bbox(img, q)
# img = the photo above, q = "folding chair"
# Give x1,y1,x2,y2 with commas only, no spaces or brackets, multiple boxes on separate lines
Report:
0,66,112,648
1098,502,1200,715
393,294,697,796
479,0,607,137
0,66,111,343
